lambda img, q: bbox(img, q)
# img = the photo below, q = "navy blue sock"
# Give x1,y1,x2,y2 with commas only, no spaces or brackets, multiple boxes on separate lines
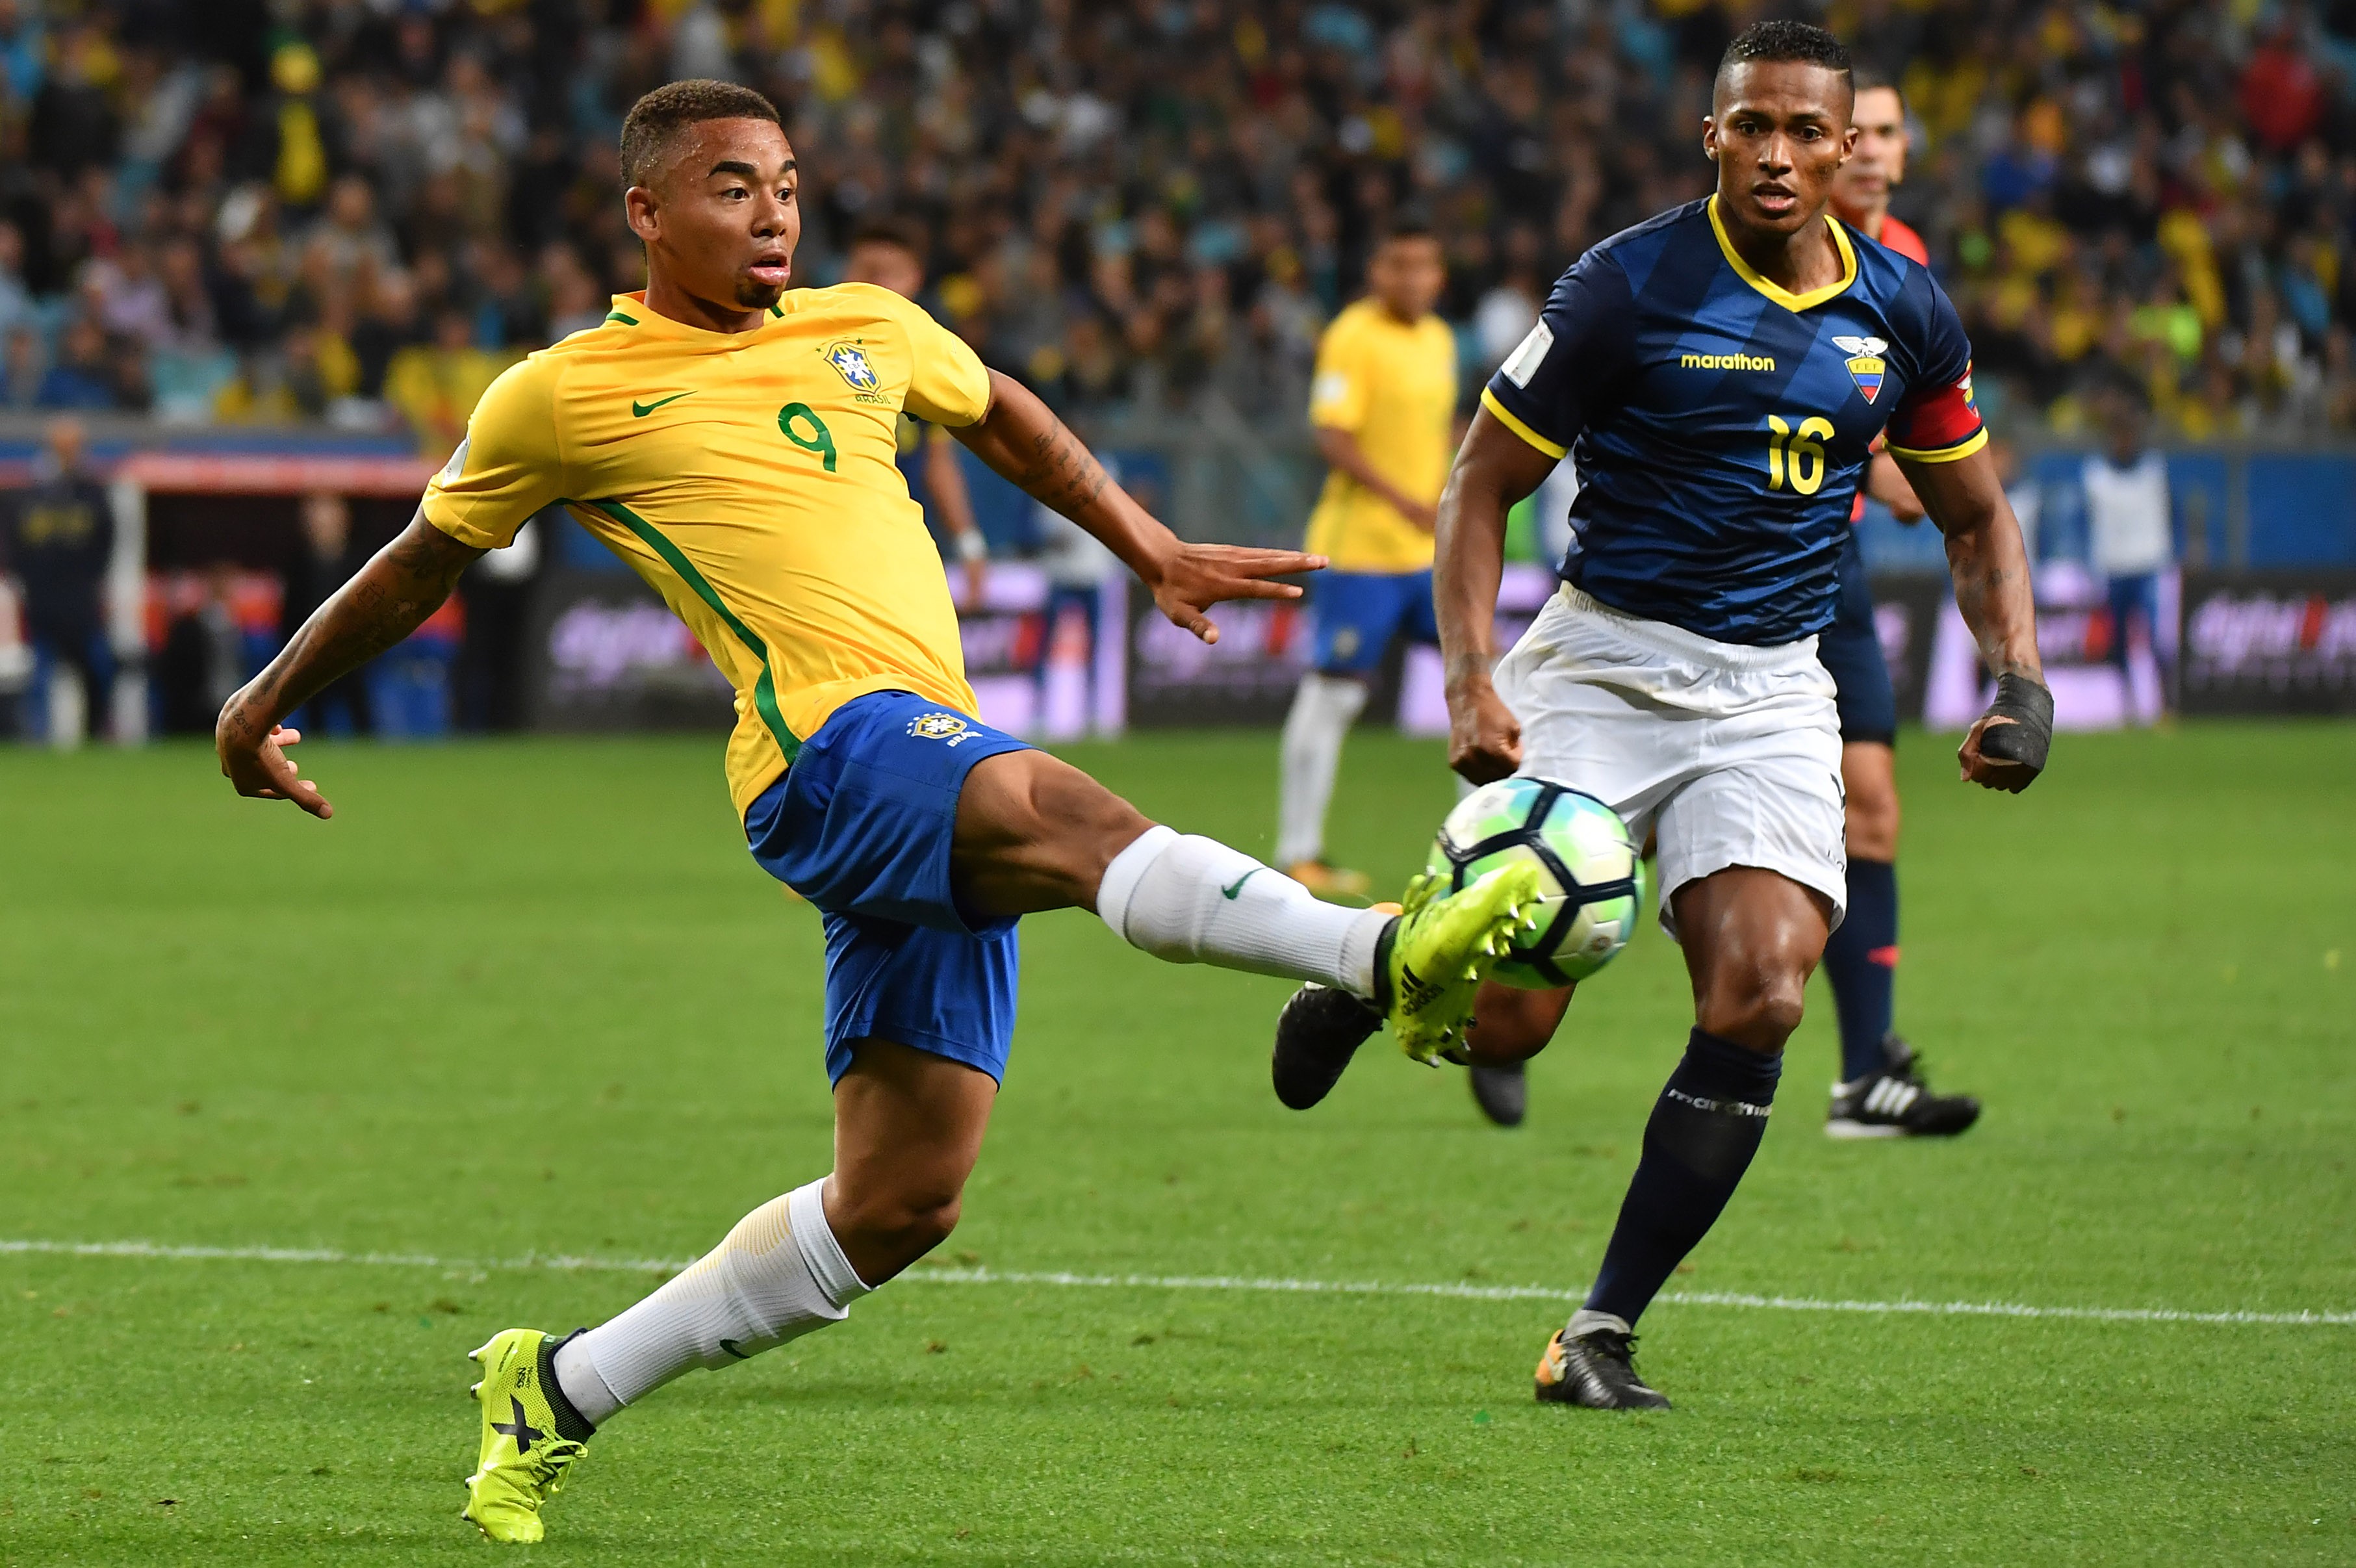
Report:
1584,1029,1782,1326
1823,857,1899,1083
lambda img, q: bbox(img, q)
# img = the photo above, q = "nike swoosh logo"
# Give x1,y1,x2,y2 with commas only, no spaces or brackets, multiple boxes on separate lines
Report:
1222,870,1261,900
632,391,695,417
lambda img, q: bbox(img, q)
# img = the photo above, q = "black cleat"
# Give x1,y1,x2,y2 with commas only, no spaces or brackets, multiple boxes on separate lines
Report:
1825,1033,1981,1138
1468,1062,1528,1127
1270,983,1383,1110
1534,1323,1671,1410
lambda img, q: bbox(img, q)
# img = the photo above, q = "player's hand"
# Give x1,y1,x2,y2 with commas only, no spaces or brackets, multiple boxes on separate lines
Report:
1447,676,1522,784
1958,716,2036,792
217,712,334,819
1146,541,1325,645
961,557,989,611
1398,496,1439,533
1957,674,2053,793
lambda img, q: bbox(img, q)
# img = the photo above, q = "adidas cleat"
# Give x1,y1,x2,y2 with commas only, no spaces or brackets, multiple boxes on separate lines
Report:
1271,983,1384,1109
1826,1035,1980,1138
1382,866,1544,1064
463,1328,593,1544
1534,1322,1671,1410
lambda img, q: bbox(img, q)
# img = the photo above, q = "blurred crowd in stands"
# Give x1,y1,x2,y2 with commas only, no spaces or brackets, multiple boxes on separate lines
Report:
0,0,2353,444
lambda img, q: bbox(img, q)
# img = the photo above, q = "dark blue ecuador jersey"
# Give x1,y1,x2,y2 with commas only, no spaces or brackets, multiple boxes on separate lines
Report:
1483,198,1984,646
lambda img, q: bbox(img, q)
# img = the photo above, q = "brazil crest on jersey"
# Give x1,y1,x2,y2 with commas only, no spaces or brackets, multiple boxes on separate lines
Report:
1483,197,1984,645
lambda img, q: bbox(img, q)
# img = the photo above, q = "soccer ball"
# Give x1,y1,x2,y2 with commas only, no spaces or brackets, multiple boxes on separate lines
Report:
1426,777,1643,989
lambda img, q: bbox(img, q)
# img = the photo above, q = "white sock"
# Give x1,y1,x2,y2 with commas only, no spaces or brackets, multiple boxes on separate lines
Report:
1097,825,1388,996
1276,673,1368,868
554,1177,869,1426
1567,1308,1633,1339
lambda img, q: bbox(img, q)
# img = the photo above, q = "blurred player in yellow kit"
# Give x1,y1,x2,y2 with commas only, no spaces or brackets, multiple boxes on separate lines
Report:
1277,220,1455,897
841,214,990,608
212,81,1544,1543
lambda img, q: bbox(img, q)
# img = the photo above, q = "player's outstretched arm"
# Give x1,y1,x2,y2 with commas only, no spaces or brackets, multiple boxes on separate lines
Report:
1434,407,1557,784
215,514,485,818
950,370,1324,644
1897,448,2052,793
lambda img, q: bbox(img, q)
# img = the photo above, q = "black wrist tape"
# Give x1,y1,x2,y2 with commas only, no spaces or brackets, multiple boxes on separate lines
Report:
1978,673,2054,779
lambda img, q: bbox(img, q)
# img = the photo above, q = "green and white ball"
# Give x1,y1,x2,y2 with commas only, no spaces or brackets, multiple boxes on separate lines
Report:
1426,777,1643,989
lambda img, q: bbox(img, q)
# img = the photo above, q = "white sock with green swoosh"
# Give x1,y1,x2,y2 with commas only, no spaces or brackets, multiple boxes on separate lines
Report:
1097,826,1387,996
554,1177,867,1424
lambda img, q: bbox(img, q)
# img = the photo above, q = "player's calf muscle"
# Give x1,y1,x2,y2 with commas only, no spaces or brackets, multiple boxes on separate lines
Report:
952,750,1154,918
829,1041,995,1283
1465,981,1574,1064
826,1185,962,1280
1841,741,1901,860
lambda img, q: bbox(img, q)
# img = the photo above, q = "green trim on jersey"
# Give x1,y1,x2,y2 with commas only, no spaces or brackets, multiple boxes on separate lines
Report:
604,311,639,326
574,498,800,763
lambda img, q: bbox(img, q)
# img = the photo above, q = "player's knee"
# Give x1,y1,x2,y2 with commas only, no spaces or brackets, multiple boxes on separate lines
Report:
1695,969,1807,1050
892,1193,962,1256
832,1179,964,1260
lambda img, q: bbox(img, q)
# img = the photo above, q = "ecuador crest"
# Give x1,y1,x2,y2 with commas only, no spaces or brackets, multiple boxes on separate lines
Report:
822,340,882,392
1832,335,1888,404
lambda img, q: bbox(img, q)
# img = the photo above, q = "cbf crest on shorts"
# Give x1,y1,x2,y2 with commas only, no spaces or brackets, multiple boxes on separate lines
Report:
908,712,979,746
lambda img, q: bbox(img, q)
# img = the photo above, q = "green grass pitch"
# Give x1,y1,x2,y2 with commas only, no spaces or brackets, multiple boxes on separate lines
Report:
2,723,2351,1565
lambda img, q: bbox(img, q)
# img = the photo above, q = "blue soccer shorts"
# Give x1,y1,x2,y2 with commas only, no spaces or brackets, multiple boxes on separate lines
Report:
744,689,1031,1086
1309,569,1439,676
1817,530,1898,747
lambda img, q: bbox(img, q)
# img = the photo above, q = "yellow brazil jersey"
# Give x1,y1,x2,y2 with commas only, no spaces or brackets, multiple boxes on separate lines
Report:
1303,298,1458,573
420,285,993,818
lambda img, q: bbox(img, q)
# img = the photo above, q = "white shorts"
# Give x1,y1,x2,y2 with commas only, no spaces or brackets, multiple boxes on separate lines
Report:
1493,585,1847,939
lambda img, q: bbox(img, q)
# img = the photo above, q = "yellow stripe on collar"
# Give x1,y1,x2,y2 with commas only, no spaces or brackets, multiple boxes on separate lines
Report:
1708,196,1857,313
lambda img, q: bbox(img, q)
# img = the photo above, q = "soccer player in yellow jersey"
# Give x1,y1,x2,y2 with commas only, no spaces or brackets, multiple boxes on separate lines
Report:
1278,220,1455,897
211,81,1543,1545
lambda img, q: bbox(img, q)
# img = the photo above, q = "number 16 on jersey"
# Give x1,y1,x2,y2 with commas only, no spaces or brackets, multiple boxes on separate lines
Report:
1764,414,1834,496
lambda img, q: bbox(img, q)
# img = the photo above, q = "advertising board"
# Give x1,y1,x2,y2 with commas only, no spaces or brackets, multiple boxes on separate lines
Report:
2179,571,2356,714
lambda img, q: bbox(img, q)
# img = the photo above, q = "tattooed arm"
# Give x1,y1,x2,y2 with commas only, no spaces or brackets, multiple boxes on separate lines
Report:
1893,447,2047,791
951,369,1325,643
216,515,483,817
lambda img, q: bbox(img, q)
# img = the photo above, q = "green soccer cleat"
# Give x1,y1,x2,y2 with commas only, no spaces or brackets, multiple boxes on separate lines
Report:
463,1328,593,1544
1379,864,1545,1064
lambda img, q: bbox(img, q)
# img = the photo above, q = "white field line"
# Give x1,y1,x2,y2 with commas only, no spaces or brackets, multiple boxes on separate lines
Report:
3,1237,2350,1328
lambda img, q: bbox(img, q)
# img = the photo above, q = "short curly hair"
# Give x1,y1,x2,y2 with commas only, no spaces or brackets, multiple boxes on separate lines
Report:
619,79,782,190
1718,19,1853,91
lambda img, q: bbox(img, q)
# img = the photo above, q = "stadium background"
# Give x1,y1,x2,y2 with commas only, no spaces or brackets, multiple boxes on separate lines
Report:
0,0,2353,742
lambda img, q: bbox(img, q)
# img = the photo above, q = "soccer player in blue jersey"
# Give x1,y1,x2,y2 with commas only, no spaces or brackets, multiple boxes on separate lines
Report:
1269,21,2053,1408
